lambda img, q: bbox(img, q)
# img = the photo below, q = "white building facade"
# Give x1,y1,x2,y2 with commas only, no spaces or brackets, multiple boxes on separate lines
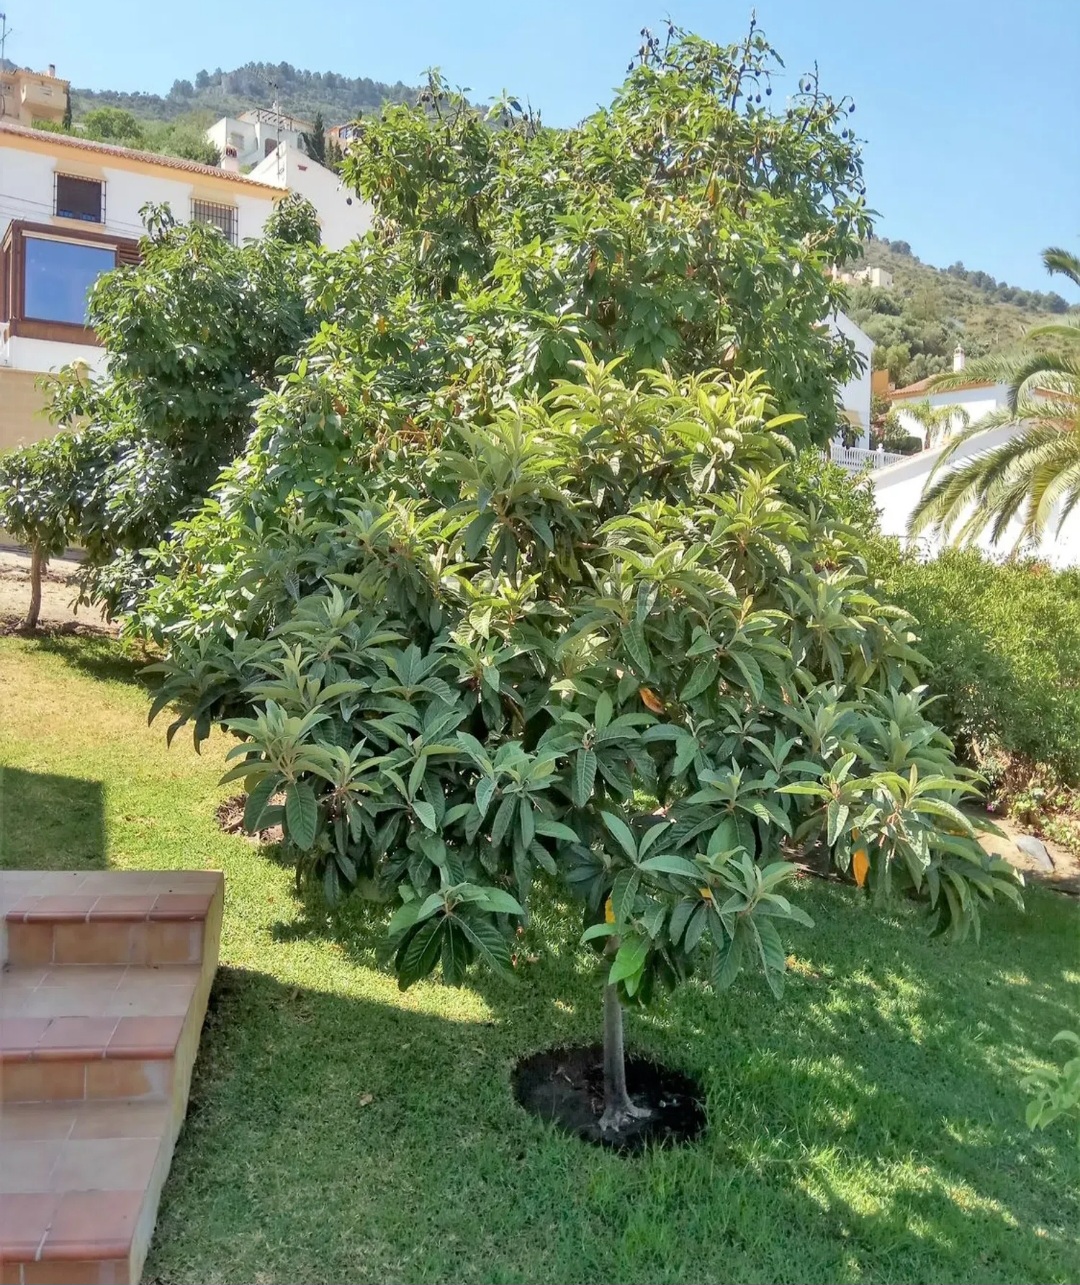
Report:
834,310,873,447
247,142,371,251
0,122,284,449
207,110,311,171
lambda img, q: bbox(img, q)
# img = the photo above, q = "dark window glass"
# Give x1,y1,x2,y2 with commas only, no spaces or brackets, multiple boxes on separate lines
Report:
55,175,103,223
191,199,237,244
23,236,115,325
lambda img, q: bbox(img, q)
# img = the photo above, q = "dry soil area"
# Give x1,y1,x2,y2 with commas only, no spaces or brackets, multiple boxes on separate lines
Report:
0,545,111,633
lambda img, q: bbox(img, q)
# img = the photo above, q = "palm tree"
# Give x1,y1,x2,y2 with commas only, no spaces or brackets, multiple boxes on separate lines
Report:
885,398,970,451
909,248,1080,550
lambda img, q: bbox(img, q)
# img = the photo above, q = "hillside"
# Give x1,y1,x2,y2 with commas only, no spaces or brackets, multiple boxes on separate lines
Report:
70,62,420,128
846,238,1076,390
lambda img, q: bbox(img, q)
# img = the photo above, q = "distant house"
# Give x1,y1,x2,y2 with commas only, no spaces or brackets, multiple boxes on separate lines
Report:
0,64,67,128
206,109,312,171
830,265,893,290
0,122,284,450
887,346,1009,445
867,346,1078,563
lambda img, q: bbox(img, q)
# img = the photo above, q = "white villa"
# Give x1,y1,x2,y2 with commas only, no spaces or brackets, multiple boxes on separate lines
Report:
207,109,311,171
865,346,1080,565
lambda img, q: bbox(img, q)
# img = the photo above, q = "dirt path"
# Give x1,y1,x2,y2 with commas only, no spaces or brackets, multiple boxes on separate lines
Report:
0,545,112,633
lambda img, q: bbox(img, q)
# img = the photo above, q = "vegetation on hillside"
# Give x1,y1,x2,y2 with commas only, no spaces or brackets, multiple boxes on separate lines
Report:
33,104,222,165
847,238,1077,390
71,60,418,127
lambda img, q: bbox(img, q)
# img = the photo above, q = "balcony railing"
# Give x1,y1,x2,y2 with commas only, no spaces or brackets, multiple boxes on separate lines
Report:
829,444,908,473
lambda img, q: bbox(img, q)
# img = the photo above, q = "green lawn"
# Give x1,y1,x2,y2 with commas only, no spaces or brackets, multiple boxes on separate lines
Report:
1,632,1077,1285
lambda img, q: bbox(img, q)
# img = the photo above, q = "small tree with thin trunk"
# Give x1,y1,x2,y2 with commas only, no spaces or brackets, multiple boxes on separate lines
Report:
0,427,85,629
139,24,1021,1139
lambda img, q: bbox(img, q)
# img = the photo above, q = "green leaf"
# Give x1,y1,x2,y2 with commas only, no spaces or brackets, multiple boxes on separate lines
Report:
608,934,649,985
491,793,516,845
752,916,787,998
669,898,697,946
600,811,638,862
285,781,318,850
710,923,744,991
458,915,514,976
594,692,613,730
684,902,708,953
413,800,437,831
476,888,524,916
518,797,536,849
243,774,280,832
574,749,597,807
826,800,849,847
639,854,701,878
680,659,720,702
475,775,496,819
623,620,651,676
396,921,441,989
582,922,619,943
610,868,640,923
534,819,581,845
441,920,471,985
386,899,422,938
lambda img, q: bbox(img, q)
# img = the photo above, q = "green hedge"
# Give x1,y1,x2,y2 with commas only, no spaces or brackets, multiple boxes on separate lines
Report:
877,545,1080,786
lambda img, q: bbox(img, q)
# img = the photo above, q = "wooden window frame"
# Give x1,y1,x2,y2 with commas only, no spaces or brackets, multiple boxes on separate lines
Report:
0,220,139,345
54,173,106,225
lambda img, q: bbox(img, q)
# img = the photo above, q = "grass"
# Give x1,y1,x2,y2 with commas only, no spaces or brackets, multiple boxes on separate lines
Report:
1,631,1078,1285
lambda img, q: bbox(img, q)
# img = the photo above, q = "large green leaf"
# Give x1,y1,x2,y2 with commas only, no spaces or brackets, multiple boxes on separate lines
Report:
608,934,649,986
573,749,597,807
285,781,318,850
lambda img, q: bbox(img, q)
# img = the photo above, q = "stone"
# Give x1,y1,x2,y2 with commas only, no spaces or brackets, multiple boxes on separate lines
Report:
1015,835,1054,872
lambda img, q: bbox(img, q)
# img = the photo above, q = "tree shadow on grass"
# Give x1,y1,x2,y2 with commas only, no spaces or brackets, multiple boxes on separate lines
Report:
150,951,1079,1285
0,765,106,870
30,630,152,688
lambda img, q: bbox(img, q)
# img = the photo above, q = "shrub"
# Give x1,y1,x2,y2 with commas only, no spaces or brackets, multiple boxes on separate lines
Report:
876,545,1080,786
144,357,1020,1135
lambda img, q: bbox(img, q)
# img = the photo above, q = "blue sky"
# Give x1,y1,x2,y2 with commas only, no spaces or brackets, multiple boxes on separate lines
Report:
14,0,1080,297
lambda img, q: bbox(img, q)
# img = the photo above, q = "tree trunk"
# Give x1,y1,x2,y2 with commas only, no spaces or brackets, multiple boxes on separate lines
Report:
599,980,651,1134
24,543,44,631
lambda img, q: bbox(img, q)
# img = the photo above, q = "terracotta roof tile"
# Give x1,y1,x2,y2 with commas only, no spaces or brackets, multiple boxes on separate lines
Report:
0,121,281,190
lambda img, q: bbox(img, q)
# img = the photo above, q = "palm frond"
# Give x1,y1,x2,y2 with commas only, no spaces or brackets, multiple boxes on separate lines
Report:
1042,246,1080,288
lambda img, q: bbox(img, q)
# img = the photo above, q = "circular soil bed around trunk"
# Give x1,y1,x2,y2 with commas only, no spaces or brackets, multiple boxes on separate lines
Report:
513,1044,705,1152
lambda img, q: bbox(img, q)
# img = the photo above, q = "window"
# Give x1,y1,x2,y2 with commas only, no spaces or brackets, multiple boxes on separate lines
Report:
264,138,278,157
191,199,237,244
23,236,116,325
55,174,104,223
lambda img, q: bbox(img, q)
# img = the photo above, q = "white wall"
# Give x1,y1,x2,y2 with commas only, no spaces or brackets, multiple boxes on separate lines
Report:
891,384,1010,445
4,335,106,376
248,143,372,250
870,424,1080,566
833,310,873,447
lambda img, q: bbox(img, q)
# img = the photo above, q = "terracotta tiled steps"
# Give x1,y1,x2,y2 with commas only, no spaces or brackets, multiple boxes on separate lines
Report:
0,870,223,1285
